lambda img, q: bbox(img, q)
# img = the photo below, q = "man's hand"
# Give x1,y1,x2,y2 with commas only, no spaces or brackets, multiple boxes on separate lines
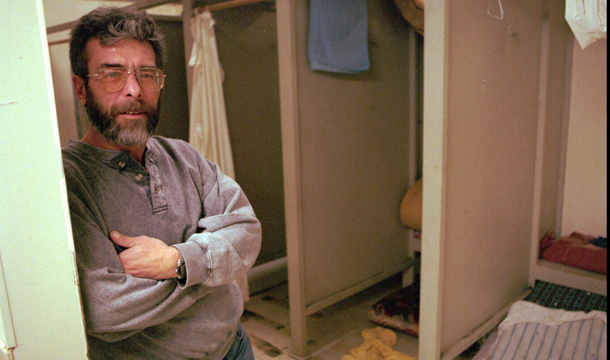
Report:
110,231,180,280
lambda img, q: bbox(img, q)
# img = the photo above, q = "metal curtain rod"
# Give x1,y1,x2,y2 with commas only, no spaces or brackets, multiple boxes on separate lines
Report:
196,0,267,13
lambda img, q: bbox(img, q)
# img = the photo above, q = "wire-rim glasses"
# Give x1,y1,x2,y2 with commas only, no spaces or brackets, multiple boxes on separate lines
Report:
87,67,166,93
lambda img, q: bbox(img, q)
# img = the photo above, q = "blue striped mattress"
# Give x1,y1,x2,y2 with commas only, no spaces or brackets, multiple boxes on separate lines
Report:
475,281,607,360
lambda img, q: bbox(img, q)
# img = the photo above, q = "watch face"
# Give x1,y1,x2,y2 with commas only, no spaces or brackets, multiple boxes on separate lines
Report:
176,259,186,279
176,258,184,278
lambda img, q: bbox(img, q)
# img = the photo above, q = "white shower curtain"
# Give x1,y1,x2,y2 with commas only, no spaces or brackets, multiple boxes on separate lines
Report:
188,10,250,302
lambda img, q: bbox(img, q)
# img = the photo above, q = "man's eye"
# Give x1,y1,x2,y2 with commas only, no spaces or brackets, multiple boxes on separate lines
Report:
101,70,124,80
139,70,157,80
140,73,154,79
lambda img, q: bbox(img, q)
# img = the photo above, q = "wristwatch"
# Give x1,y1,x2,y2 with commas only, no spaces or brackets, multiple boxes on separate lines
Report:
174,248,186,280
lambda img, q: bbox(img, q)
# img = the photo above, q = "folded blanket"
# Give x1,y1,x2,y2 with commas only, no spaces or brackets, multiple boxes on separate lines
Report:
308,0,369,74
525,280,607,313
539,231,607,274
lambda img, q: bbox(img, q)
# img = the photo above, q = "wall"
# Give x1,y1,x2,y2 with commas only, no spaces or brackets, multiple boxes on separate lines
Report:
212,4,286,266
561,39,607,237
287,0,413,306
440,1,545,349
0,1,88,358
48,40,80,146
278,1,416,355
419,1,572,357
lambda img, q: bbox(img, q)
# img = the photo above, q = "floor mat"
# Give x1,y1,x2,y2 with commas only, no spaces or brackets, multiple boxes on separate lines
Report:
367,281,420,337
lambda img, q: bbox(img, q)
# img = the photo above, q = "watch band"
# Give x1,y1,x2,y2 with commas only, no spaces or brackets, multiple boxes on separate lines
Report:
174,247,186,279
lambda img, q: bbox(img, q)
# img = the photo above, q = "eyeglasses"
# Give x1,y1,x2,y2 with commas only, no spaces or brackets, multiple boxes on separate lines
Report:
87,67,166,93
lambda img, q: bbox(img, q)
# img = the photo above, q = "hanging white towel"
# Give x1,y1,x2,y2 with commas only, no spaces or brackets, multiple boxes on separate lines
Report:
565,0,607,49
188,10,250,302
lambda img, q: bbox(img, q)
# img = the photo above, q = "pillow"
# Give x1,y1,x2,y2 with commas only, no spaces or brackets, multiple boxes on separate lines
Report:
399,178,422,231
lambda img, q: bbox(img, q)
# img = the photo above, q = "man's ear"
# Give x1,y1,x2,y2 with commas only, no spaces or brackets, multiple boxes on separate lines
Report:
72,75,87,105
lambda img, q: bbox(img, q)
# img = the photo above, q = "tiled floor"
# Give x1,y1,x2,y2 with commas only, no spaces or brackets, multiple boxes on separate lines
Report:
241,274,480,360
240,274,420,360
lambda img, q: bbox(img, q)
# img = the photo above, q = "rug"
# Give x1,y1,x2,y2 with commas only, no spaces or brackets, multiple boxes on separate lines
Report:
367,281,420,337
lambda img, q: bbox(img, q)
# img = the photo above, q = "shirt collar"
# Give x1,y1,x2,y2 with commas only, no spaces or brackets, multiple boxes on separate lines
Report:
67,139,148,170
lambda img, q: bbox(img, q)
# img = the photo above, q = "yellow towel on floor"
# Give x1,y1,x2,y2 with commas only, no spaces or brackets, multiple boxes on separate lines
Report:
342,327,417,360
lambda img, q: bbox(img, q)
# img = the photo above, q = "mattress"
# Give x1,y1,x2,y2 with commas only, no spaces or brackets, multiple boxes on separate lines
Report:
474,281,608,360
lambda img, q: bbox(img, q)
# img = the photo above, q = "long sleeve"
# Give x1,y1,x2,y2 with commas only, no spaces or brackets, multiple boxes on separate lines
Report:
173,158,262,289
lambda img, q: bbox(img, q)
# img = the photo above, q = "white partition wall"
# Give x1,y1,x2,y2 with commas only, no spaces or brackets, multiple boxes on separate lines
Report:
0,1,88,359
420,1,572,359
277,1,415,357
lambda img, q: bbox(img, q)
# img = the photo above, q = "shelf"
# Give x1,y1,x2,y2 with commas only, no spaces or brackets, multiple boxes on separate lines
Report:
407,230,422,254
532,259,607,296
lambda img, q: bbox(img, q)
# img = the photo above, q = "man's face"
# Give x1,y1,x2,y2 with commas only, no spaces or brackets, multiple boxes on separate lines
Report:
74,38,162,147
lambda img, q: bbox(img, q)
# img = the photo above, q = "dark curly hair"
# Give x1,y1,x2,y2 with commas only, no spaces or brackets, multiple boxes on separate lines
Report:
69,6,166,79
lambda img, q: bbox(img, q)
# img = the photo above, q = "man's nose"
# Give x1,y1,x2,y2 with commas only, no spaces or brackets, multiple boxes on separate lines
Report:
122,72,142,97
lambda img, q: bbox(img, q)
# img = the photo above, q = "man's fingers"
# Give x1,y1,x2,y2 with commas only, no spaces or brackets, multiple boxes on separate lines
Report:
109,233,178,279
110,231,137,248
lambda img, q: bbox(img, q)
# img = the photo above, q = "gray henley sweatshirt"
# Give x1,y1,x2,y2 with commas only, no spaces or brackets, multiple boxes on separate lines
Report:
62,136,261,360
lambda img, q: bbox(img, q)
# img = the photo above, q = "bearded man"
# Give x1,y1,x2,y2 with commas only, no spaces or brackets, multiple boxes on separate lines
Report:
61,6,261,360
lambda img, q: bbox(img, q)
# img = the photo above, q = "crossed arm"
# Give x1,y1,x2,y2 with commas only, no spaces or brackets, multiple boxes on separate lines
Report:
110,231,180,280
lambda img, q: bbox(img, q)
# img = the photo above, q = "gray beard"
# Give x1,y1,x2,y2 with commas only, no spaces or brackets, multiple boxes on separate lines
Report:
85,92,160,147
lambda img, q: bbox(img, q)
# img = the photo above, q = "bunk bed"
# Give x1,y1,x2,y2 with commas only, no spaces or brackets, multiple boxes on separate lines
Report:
473,231,607,360
474,281,606,360
368,201,606,360
364,72,607,355
489,229,606,357
368,216,607,360
367,161,606,359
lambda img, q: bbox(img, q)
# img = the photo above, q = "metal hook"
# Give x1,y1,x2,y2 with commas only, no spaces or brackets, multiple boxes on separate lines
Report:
487,0,504,20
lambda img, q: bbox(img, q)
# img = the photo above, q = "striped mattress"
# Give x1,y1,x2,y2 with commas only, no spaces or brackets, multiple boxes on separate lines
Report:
474,281,607,360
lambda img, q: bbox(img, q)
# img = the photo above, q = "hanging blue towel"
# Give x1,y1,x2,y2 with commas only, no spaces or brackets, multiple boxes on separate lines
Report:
308,0,369,74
